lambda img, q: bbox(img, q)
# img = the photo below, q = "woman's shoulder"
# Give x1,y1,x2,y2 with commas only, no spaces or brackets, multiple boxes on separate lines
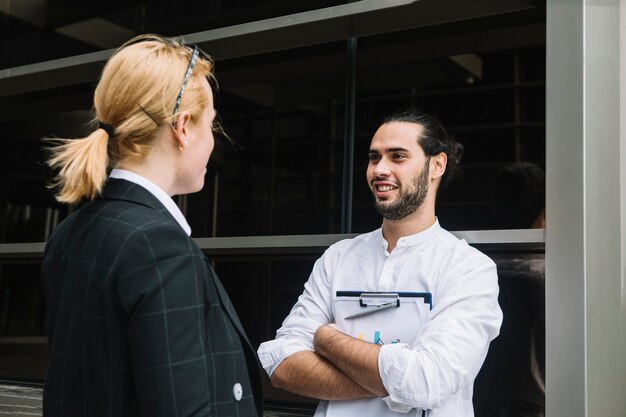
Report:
48,198,191,254
83,198,180,233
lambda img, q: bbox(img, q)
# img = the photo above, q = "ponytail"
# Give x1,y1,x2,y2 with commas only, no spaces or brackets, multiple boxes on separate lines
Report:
46,128,109,204
45,34,214,205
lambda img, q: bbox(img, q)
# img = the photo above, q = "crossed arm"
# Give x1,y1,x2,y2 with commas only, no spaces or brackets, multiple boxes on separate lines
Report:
263,249,503,411
271,324,388,400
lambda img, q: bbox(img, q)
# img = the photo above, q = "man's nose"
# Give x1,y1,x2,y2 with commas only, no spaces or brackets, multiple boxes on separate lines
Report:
373,157,391,176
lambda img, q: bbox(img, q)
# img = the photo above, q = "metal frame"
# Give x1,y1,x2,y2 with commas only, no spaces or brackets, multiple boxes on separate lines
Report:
0,0,537,99
1,0,420,97
0,229,545,259
546,0,626,415
341,36,357,233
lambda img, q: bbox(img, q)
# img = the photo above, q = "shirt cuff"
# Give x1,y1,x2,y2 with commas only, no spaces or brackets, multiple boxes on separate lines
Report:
378,343,415,413
382,397,414,413
257,339,312,377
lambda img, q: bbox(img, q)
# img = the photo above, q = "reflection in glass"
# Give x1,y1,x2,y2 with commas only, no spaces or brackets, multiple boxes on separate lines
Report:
353,30,546,231
0,138,67,244
213,255,319,348
0,261,47,381
474,252,545,417
186,43,346,237
0,0,348,69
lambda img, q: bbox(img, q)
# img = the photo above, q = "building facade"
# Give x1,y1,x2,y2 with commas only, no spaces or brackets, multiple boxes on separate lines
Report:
0,0,624,416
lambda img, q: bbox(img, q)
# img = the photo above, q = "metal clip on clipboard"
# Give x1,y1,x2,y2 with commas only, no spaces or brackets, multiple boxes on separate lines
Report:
345,293,400,320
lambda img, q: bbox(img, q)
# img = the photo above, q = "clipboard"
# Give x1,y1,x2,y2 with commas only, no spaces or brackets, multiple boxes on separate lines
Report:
334,291,432,346
326,291,432,417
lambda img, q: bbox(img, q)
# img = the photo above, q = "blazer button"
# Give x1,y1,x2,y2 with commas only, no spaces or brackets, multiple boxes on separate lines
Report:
232,383,243,401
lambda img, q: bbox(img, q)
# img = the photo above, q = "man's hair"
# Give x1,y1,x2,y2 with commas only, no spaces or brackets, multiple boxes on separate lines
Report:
492,162,545,229
380,110,463,191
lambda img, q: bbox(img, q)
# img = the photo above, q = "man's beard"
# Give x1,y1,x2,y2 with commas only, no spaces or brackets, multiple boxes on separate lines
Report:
373,160,430,221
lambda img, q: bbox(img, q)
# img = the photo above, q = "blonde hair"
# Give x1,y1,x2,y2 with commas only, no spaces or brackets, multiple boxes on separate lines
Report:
46,34,214,204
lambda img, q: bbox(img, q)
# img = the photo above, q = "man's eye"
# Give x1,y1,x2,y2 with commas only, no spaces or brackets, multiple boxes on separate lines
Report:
392,154,406,160
368,154,380,162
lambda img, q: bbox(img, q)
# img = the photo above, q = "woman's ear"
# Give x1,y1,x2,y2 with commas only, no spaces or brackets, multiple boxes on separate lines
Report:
431,152,447,181
173,111,192,151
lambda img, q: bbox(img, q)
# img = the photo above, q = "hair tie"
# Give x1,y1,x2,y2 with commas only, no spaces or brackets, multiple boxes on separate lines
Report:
98,121,116,138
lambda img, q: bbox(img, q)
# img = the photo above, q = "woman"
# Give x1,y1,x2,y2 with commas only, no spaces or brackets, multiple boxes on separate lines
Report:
42,34,262,417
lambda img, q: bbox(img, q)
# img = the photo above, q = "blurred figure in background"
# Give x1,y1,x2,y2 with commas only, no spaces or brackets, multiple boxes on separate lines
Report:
491,162,545,229
474,162,546,417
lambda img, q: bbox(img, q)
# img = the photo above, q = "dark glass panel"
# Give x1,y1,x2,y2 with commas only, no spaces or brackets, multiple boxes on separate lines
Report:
1,0,348,69
212,255,319,348
0,129,68,243
519,47,547,82
0,262,44,337
0,261,47,381
474,251,545,417
520,127,546,165
186,43,345,237
353,26,546,231
453,128,517,165
519,85,546,122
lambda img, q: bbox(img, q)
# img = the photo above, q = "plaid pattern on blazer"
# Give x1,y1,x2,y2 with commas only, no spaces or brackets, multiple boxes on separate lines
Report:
42,179,263,417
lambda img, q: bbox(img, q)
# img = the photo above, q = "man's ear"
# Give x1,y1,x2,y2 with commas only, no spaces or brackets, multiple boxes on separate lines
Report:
431,152,447,181
173,111,192,150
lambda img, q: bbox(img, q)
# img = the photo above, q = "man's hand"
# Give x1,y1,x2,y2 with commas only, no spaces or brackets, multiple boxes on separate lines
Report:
314,324,389,397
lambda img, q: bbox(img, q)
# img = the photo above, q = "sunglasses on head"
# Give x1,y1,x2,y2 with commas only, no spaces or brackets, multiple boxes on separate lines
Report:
172,45,200,118
124,35,222,134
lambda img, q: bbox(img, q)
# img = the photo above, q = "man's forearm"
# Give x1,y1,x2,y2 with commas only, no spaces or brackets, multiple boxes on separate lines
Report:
314,325,388,397
271,350,376,401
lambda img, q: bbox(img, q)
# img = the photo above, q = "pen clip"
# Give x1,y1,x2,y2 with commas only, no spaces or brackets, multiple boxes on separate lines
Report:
344,302,397,320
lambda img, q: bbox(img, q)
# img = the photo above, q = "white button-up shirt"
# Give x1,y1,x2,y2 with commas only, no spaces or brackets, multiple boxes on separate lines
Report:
258,220,502,417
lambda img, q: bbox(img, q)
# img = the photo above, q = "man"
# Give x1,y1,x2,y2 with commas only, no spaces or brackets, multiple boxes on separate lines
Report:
258,110,503,417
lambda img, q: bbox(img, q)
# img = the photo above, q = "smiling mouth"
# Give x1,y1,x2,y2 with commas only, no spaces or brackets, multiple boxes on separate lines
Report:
372,179,399,195
376,184,398,192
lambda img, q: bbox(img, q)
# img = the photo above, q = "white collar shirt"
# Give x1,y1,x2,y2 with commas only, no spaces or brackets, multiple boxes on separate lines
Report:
109,169,191,236
258,219,502,417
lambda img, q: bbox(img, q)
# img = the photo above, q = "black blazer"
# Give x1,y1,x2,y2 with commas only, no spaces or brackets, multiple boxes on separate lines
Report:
42,178,263,417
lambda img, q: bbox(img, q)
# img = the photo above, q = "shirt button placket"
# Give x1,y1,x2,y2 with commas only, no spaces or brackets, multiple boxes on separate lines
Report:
379,259,396,291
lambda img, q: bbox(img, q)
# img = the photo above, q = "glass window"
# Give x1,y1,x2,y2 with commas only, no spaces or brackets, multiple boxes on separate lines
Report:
0,135,67,244
0,261,47,381
186,43,346,237
212,254,319,347
474,250,545,416
0,1,548,400
0,0,348,69
352,26,546,232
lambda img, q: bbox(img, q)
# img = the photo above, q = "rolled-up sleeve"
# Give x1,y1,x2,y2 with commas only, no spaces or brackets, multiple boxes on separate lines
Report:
378,256,502,411
258,251,335,377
